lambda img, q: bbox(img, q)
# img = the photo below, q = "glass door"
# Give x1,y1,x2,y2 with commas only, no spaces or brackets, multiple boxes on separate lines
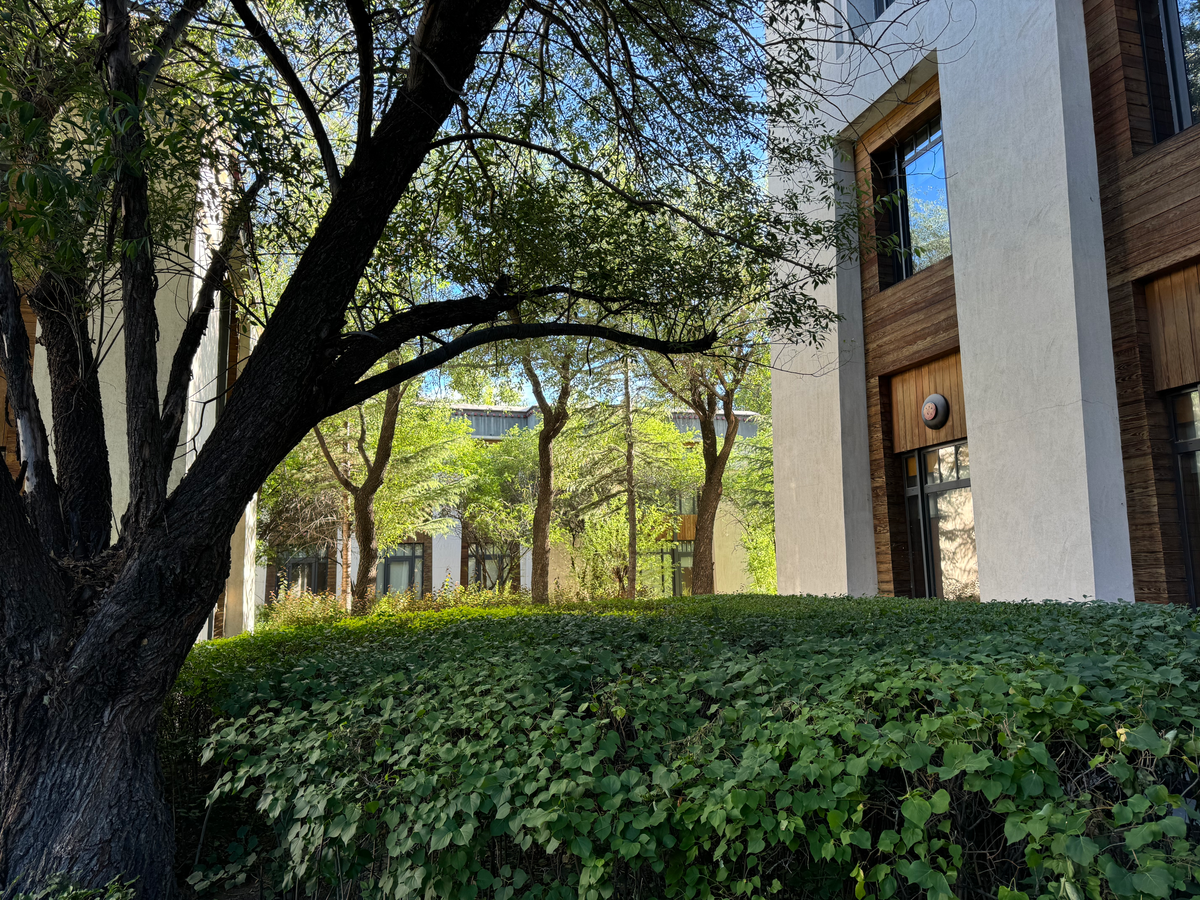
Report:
901,441,979,600
1169,389,1200,608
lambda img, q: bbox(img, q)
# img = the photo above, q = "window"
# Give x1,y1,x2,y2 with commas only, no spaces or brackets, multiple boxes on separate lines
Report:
378,542,424,596
1168,389,1200,607
467,542,515,589
1138,0,1200,140
649,541,695,597
901,441,978,600
835,0,899,55
873,115,952,285
274,549,329,595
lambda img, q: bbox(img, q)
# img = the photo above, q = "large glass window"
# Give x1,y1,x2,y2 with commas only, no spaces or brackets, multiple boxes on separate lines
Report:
274,549,329,596
1139,0,1200,140
1169,389,1200,607
874,116,952,285
901,441,979,600
467,542,515,589
378,542,424,596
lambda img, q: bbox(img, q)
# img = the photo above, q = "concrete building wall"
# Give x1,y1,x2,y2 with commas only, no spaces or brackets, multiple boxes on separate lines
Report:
712,501,752,594
937,1,1133,600
431,527,462,590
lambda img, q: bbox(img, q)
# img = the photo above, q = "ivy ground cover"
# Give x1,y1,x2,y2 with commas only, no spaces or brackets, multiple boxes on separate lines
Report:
169,596,1200,900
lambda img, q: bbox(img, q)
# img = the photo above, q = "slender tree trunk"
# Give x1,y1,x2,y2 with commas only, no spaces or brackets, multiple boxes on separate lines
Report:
623,360,637,599
691,404,738,596
531,430,554,602
692,476,722,596
340,493,352,608
352,490,378,600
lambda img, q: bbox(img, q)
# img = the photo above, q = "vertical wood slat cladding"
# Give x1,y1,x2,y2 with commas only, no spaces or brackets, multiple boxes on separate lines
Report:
890,352,967,454
1,297,38,479
1146,263,1200,391
1084,0,1200,602
855,74,957,596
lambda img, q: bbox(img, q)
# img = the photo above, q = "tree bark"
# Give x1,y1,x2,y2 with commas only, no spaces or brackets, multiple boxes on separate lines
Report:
690,392,738,596
522,353,571,603
623,358,637,600
26,276,113,559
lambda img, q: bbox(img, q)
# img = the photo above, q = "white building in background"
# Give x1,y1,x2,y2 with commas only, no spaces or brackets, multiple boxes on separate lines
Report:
265,404,759,600
772,0,1200,604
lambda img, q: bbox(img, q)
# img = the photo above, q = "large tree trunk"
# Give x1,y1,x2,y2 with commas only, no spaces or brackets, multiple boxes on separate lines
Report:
690,403,738,596
352,490,378,600
2,685,180,898
0,508,231,897
623,361,637,600
530,428,555,602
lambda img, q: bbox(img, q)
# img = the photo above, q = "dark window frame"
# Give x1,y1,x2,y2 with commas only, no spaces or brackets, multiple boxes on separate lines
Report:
1138,0,1200,142
467,541,516,589
900,439,972,599
871,112,951,288
378,542,425,597
1167,386,1200,608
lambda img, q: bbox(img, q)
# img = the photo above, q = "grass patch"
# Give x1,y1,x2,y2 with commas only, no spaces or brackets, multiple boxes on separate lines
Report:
165,594,1200,899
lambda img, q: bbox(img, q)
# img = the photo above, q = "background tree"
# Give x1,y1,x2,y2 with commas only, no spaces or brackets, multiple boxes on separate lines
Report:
259,384,475,599
649,307,766,595
0,0,850,889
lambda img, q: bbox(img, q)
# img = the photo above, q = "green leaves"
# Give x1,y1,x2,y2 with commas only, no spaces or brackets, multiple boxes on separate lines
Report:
174,594,1200,899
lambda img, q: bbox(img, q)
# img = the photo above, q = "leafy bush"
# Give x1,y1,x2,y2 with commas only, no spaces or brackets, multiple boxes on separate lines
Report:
259,591,347,629
174,596,1200,899
10,879,136,899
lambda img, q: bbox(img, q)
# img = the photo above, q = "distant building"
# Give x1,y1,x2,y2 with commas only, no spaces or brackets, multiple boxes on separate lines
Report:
265,403,759,601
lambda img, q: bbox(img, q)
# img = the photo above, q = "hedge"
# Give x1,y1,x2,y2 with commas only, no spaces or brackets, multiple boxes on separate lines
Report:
168,595,1200,899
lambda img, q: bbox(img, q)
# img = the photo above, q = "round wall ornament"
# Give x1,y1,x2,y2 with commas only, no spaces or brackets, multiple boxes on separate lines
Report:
921,393,950,430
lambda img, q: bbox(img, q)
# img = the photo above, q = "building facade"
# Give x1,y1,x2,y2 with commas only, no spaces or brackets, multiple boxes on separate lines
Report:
773,0,1200,603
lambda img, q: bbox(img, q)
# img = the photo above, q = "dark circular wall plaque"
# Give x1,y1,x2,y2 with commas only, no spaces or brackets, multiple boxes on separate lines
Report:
921,393,950,430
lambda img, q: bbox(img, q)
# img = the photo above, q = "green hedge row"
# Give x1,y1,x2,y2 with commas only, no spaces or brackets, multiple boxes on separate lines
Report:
172,596,1200,899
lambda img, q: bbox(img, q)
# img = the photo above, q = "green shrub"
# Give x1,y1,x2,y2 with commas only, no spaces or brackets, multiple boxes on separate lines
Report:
10,878,136,899
259,591,347,629
176,596,1200,899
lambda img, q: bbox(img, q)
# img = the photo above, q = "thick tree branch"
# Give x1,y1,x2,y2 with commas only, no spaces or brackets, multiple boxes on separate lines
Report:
160,177,263,471
312,424,358,493
343,0,375,154
103,0,168,534
0,248,66,557
230,0,342,196
26,273,113,558
138,0,206,94
331,322,715,414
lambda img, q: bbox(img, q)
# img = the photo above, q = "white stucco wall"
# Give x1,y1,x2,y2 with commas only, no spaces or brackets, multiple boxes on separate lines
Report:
938,1,1133,601
432,527,462,590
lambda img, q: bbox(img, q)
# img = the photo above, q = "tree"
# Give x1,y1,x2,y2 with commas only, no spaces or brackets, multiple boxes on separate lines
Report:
521,341,575,603
259,384,475,599
0,0,844,891
649,306,766,595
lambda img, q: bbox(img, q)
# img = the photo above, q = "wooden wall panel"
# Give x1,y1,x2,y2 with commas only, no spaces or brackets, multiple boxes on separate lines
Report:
1084,0,1200,603
890,352,967,454
1145,262,1200,391
855,74,958,597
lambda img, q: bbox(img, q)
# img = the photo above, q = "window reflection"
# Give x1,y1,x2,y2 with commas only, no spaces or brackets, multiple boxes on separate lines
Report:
902,440,978,601
927,488,979,601
875,115,952,284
